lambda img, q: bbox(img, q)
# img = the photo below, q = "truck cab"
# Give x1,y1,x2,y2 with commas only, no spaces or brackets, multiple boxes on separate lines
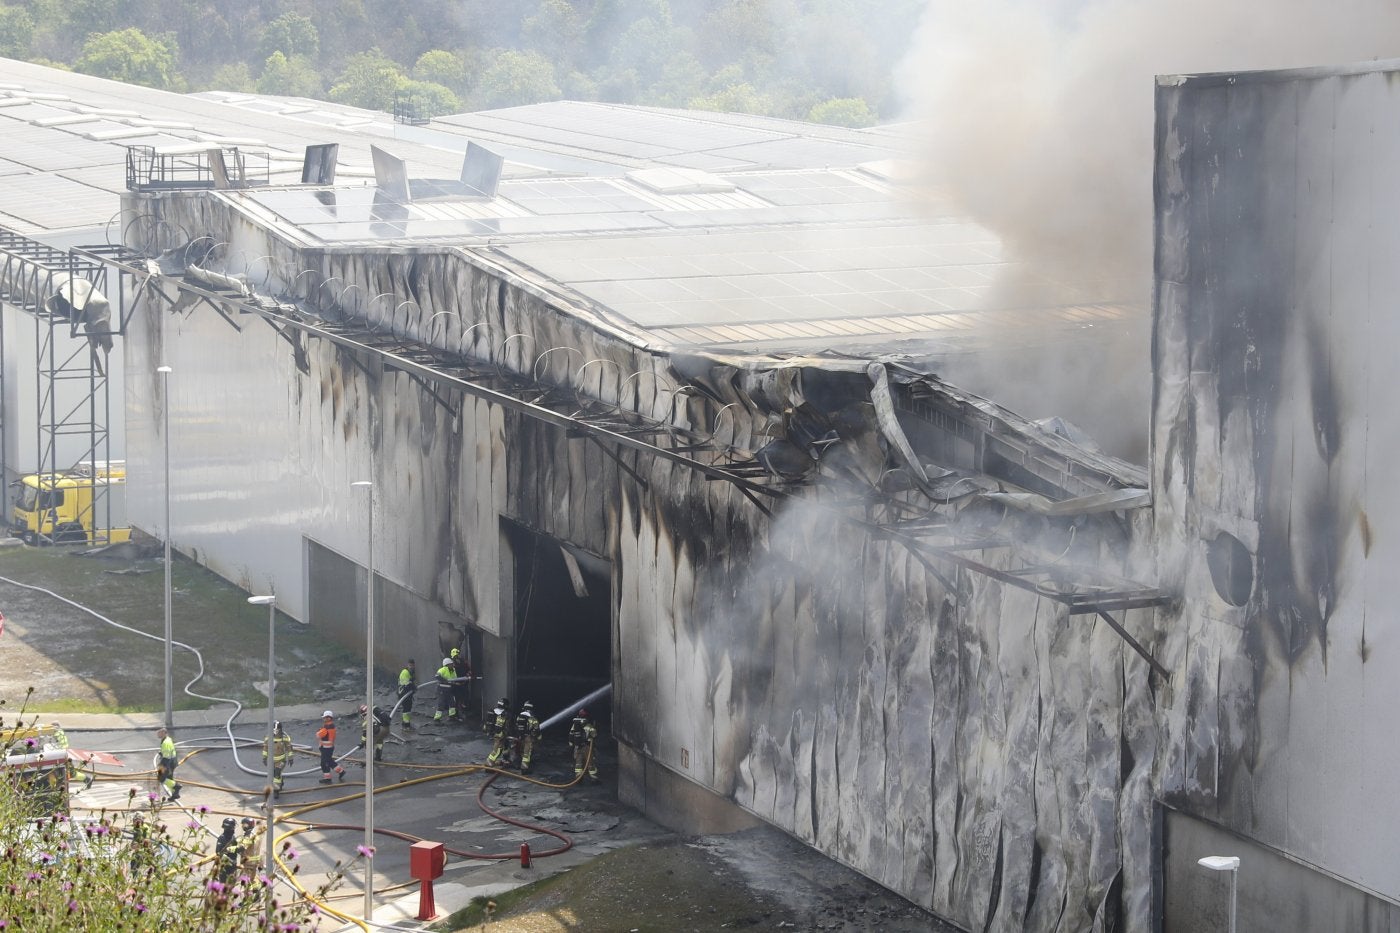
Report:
10,461,131,545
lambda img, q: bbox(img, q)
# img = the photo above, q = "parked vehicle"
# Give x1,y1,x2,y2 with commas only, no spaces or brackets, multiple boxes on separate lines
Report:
10,461,130,545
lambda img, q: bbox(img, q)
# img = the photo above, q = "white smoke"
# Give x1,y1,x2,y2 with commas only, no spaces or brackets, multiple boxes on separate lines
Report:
901,0,1400,287
895,0,1400,460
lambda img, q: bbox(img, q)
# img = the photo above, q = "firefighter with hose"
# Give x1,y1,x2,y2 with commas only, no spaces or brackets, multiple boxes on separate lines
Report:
568,708,599,784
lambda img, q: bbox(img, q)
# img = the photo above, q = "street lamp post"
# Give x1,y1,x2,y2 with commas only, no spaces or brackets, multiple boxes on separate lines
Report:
157,364,173,731
351,479,375,920
248,594,277,927
1198,855,1240,933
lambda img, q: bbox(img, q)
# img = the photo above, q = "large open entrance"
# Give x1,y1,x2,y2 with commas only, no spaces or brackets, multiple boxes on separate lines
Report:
504,520,612,726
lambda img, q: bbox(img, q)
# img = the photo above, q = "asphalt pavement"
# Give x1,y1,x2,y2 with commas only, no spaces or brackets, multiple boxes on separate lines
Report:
58,702,663,931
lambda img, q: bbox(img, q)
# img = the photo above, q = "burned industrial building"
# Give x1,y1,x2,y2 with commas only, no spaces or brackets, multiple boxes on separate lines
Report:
0,53,1397,931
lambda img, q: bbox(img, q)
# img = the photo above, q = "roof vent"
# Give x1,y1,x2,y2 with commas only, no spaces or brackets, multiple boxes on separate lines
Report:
627,166,734,195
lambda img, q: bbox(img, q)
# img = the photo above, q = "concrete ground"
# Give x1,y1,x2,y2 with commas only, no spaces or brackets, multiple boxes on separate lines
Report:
60,701,662,931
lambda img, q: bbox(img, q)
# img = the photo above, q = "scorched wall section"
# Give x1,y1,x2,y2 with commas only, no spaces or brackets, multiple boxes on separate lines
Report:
124,189,1167,932
1153,62,1400,913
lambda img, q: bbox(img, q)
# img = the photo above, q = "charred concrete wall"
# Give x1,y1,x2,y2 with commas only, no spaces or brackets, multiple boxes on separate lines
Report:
125,190,1166,931
1153,62,1400,921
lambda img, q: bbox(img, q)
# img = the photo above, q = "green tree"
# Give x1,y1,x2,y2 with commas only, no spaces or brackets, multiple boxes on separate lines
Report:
396,78,460,118
257,52,322,98
327,47,403,110
258,12,319,63
413,49,467,94
73,28,181,90
205,61,254,93
689,81,770,115
470,49,560,110
521,0,586,70
0,5,34,58
807,96,876,128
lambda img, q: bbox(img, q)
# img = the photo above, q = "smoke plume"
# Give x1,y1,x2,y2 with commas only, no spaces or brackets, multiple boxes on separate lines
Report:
896,0,1400,460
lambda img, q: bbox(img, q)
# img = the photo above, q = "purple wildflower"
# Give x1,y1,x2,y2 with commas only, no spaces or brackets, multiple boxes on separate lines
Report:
356,844,374,858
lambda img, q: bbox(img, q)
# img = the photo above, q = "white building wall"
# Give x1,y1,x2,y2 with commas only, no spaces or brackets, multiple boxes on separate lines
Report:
1153,62,1400,922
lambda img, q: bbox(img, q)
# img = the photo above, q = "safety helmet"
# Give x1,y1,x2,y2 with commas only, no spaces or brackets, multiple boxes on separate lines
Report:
522,701,533,711
442,657,452,667
322,710,334,719
577,709,588,718
222,817,236,832
498,697,510,707
240,817,255,830
274,720,283,733
358,704,368,715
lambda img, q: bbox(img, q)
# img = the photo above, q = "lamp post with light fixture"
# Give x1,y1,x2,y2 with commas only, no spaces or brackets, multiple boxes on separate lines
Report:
248,593,277,926
1198,855,1240,933
158,364,173,730
351,479,375,919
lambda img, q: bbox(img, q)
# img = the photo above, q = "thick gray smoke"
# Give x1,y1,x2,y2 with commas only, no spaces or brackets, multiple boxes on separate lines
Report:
897,0,1400,461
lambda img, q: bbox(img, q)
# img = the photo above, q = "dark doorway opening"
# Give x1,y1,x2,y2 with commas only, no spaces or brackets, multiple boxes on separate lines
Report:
505,521,612,728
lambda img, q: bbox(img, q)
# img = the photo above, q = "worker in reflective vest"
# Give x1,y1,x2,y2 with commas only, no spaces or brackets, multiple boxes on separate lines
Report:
155,726,181,801
433,658,457,722
397,659,417,730
450,647,472,721
315,711,346,784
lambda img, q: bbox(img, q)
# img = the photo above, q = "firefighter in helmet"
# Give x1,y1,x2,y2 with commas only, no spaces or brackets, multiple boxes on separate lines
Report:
568,708,599,783
484,701,511,767
238,816,261,875
214,817,241,885
359,704,391,761
513,701,541,773
262,720,293,797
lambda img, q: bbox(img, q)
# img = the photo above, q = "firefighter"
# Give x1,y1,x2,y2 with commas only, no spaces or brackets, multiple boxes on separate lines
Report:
127,813,154,874
359,704,391,761
238,816,261,875
450,647,472,721
433,657,456,722
214,817,241,885
484,701,511,767
568,709,599,783
315,711,347,784
397,659,417,730
262,720,293,797
154,726,181,801
513,700,541,774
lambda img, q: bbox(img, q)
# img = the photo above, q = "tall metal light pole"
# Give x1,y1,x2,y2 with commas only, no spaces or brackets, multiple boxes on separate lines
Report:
1198,855,1240,933
248,593,277,927
158,364,173,730
351,479,375,919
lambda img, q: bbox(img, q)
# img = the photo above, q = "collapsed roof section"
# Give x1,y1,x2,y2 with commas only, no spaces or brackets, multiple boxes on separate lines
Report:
94,191,1168,631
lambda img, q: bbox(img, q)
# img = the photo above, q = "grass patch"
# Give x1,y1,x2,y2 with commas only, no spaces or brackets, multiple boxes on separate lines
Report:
0,544,364,713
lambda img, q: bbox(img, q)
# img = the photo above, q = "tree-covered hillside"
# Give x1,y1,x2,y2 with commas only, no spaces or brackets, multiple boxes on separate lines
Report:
0,0,926,126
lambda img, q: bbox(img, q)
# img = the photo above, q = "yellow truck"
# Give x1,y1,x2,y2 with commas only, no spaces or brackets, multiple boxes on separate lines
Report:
10,461,131,545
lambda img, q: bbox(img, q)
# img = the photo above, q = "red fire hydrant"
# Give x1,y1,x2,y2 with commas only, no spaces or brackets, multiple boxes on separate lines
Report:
409,840,445,921
520,842,532,868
